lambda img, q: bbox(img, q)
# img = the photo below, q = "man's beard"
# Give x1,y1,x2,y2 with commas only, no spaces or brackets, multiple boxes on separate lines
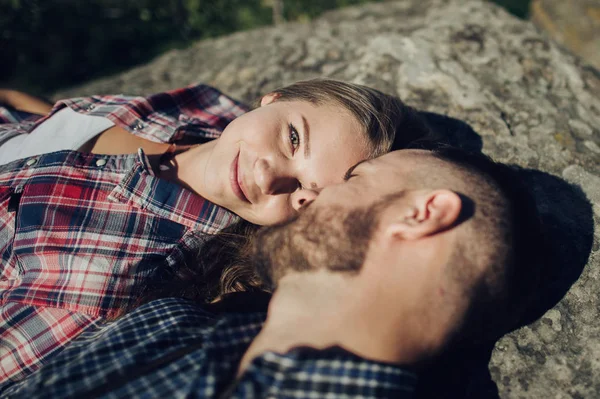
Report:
250,201,382,289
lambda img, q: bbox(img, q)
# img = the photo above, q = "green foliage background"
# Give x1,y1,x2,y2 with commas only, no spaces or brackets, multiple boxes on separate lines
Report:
0,0,530,94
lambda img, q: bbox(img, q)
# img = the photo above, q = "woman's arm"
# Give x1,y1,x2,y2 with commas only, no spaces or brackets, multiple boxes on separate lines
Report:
0,89,53,115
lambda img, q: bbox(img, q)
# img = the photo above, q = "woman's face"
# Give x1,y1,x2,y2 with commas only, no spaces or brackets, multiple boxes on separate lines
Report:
193,94,372,225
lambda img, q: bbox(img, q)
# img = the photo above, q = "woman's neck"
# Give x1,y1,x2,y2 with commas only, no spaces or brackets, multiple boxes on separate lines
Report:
157,140,216,195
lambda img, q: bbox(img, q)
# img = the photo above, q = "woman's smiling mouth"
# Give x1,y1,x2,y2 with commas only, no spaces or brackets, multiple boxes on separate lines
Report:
230,151,251,203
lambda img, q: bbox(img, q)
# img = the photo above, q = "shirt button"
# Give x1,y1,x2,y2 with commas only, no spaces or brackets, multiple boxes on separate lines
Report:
85,104,95,111
133,122,143,130
25,158,37,166
95,159,107,167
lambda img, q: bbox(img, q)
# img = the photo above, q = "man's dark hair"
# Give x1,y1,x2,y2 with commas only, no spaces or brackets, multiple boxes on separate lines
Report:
408,141,546,348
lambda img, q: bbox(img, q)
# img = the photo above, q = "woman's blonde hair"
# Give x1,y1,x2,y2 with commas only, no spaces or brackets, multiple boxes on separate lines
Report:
269,78,433,158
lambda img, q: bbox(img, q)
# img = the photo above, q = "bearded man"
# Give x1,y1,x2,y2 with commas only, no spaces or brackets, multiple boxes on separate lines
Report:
4,146,544,398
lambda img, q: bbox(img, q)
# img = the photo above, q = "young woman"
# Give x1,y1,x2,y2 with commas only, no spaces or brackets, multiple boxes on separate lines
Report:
0,79,433,389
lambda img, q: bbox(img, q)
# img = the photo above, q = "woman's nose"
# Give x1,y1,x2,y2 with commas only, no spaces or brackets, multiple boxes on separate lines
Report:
254,158,299,195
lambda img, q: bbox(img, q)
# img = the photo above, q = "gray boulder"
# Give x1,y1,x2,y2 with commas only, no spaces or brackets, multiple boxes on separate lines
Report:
55,0,600,397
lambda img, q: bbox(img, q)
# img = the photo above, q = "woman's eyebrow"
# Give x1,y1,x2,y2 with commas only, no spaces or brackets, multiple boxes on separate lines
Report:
302,115,311,158
343,159,369,181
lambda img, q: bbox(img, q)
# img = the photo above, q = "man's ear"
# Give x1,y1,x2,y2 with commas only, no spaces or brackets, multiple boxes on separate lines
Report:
384,190,462,240
260,93,281,107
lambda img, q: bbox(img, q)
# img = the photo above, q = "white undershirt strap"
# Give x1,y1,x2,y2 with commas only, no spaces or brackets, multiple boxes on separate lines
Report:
0,107,115,165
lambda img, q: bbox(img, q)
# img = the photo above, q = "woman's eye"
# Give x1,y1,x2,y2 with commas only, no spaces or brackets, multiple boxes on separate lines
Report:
289,123,300,152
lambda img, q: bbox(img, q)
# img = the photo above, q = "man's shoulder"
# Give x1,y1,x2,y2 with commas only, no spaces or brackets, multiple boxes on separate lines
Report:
4,297,266,398
105,297,266,337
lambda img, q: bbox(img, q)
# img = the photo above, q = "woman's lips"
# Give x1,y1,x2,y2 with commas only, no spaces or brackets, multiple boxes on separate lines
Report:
230,152,251,203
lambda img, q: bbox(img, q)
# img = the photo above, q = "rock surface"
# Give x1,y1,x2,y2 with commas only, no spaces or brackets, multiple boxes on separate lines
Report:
531,0,600,70
55,1,599,397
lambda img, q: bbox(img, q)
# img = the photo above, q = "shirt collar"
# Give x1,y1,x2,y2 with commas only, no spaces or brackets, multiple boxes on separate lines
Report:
109,149,239,233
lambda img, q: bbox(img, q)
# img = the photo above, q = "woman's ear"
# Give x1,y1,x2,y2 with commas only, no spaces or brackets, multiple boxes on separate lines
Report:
383,190,462,240
260,93,281,107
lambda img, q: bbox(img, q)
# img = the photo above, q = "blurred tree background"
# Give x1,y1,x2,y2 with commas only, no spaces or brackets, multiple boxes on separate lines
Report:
0,0,530,94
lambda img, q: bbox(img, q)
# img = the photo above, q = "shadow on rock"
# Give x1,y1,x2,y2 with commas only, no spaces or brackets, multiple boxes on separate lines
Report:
419,111,483,153
415,165,594,399
517,169,594,323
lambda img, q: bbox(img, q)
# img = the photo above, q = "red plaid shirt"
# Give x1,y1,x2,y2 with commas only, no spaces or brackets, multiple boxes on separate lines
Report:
0,85,249,388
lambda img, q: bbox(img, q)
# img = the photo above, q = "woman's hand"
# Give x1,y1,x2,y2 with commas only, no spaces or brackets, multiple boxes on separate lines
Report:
0,89,53,116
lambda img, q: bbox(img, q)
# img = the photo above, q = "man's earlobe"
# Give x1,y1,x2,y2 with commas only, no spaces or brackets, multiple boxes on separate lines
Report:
260,93,281,107
384,190,462,240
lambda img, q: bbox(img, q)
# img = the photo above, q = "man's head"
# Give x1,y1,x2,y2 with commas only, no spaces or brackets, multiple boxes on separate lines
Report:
251,145,542,361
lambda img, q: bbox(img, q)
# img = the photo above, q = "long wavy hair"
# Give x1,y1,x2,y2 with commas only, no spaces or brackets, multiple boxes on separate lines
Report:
139,221,262,304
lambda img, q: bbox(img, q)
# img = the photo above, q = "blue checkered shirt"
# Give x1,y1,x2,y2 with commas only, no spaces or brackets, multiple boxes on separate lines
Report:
3,298,417,398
